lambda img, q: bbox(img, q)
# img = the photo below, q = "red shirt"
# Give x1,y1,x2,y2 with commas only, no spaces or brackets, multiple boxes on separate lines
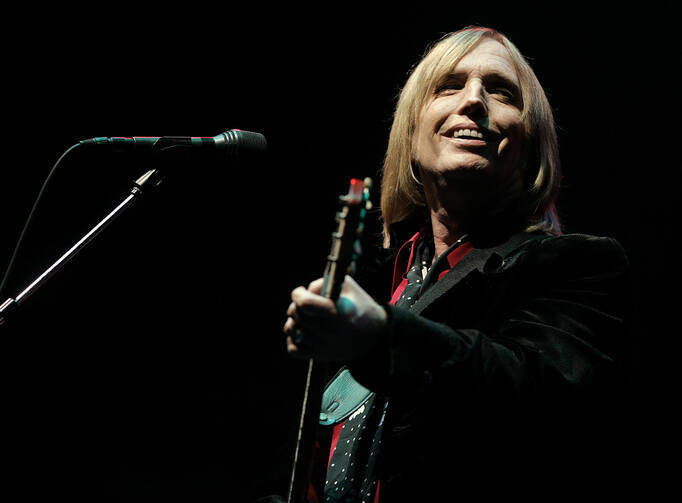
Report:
390,229,473,304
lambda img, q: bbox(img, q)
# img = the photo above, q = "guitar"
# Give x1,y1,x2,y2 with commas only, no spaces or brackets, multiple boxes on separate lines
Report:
287,177,373,503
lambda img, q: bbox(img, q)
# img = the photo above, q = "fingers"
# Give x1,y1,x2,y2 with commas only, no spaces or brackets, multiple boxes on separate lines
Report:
283,314,297,334
285,285,335,334
283,278,336,360
291,285,335,313
283,283,325,359
308,277,324,294
285,290,334,332
286,335,298,354
283,317,309,358
286,335,314,359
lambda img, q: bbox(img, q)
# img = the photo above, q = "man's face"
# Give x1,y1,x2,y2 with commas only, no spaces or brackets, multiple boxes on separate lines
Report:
412,39,527,186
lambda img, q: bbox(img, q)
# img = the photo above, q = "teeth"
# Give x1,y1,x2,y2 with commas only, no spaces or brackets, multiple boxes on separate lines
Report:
452,128,484,139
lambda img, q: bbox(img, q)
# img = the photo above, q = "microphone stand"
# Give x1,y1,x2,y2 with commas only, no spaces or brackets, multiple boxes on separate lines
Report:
0,168,163,326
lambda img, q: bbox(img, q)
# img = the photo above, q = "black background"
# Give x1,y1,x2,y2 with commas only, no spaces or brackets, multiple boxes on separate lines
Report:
0,5,676,502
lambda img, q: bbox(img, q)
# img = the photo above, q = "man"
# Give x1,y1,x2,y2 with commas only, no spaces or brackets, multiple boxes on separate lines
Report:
284,27,629,502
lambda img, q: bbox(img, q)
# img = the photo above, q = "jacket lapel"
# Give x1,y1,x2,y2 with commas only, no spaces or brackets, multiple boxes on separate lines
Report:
409,232,544,316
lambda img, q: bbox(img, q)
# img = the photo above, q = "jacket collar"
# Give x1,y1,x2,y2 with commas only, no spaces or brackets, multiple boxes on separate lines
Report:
408,231,546,316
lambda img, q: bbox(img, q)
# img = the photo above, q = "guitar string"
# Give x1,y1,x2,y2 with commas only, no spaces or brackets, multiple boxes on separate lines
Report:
287,358,314,503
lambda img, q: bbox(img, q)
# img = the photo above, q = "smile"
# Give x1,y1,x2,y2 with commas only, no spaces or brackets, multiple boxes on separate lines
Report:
451,128,484,139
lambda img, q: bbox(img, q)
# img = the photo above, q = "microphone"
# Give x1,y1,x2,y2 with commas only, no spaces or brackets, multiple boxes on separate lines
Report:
79,129,267,163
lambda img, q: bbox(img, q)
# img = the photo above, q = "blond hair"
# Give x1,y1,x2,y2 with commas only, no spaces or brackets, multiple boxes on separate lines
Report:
380,27,561,247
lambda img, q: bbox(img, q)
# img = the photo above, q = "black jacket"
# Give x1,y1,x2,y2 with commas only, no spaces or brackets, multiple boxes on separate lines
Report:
347,230,631,501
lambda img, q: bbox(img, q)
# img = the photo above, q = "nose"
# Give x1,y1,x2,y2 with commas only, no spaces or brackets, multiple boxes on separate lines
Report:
456,79,487,118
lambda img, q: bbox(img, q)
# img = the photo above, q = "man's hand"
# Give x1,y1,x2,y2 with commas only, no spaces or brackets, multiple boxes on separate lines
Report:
283,275,387,361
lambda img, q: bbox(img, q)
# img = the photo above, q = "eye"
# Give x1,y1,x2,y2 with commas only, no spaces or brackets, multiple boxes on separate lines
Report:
439,83,463,91
485,76,520,103
435,77,465,94
435,85,461,95
489,87,514,100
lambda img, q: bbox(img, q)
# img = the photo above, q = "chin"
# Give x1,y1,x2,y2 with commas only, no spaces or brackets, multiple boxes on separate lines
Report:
439,159,496,178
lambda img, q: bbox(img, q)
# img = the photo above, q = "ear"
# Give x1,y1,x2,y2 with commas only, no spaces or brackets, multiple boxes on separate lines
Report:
410,161,423,185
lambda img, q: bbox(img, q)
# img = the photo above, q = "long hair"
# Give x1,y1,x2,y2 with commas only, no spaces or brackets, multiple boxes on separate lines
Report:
380,27,561,247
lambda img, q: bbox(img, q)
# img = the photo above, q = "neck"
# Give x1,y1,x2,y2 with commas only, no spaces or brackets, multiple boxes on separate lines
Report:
420,167,524,251
421,170,487,257
429,209,467,259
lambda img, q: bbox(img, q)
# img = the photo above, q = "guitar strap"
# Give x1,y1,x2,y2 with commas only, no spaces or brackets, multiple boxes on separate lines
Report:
319,366,374,426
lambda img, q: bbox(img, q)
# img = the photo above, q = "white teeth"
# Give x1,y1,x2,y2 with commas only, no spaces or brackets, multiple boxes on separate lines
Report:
452,128,484,139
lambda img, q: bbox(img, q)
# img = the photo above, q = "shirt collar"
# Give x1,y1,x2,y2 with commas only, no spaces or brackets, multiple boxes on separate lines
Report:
392,226,473,295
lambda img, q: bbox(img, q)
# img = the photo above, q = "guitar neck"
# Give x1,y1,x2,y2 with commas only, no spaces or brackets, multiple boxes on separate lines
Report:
321,178,371,301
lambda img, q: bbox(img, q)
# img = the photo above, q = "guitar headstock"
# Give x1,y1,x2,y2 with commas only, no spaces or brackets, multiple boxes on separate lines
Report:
321,177,372,301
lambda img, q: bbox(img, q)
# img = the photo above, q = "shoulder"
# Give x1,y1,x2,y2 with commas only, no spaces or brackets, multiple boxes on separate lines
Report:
533,233,627,264
521,233,629,282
